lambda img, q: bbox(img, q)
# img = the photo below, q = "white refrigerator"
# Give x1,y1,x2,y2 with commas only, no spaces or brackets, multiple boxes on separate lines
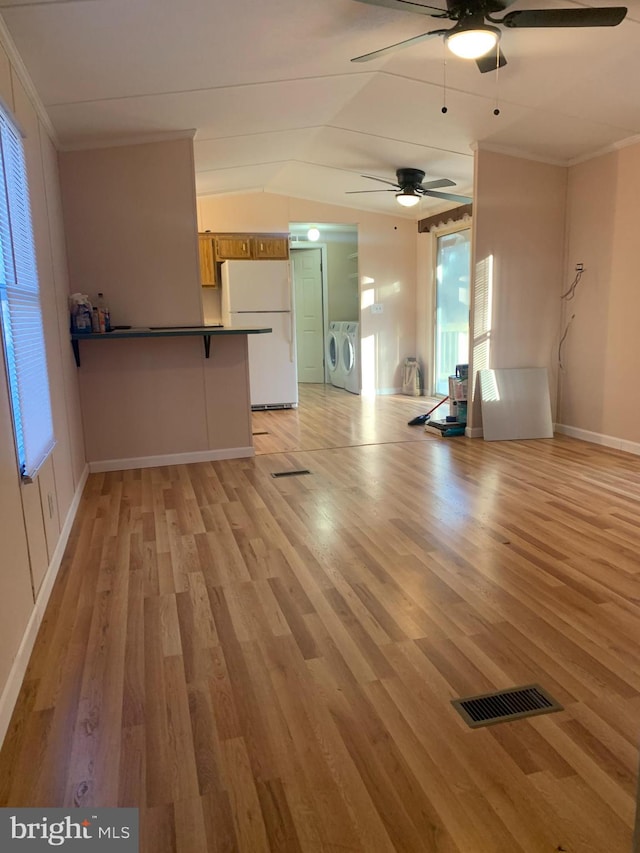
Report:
221,260,298,409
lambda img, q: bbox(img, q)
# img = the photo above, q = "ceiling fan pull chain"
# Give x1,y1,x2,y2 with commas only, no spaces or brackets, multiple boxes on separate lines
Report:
441,40,448,114
493,49,501,116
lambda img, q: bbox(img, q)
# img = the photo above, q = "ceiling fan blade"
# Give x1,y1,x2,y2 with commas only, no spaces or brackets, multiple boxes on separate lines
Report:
351,28,444,62
360,174,401,187
475,47,507,74
500,6,627,29
423,190,472,203
345,189,397,194
351,0,447,16
419,178,456,190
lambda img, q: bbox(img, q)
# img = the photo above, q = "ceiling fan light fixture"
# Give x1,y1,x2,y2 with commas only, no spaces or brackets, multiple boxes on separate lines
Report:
446,26,500,60
396,189,420,208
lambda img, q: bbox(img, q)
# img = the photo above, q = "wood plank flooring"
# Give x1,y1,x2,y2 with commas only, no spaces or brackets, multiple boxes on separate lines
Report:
2,383,640,851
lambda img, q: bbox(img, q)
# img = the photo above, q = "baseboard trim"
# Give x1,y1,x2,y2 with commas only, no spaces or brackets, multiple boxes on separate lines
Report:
555,423,640,456
362,387,402,396
89,446,255,473
0,463,89,747
465,427,484,438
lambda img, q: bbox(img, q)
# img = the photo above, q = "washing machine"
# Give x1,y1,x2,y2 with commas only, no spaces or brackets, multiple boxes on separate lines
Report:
327,321,346,388
342,322,360,394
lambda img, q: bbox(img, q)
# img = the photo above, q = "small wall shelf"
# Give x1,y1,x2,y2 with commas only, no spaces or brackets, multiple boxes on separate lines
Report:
70,325,272,367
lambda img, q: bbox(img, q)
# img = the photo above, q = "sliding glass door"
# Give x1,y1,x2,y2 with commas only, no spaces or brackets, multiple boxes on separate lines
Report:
434,228,471,396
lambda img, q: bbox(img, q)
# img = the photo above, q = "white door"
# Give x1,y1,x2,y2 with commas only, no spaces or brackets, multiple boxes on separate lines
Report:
292,249,325,383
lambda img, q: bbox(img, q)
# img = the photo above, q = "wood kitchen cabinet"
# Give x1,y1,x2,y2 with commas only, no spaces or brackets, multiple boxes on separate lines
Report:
214,235,252,260
214,233,290,261
198,232,290,286
252,235,289,259
198,234,217,286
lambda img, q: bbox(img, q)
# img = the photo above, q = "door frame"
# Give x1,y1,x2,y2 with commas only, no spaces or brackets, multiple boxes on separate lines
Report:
290,242,330,382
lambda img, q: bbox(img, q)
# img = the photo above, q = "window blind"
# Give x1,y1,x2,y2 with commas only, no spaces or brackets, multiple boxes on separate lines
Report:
0,106,54,481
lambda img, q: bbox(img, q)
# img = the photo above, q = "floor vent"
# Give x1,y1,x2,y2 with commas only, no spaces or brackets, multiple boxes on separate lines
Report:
451,684,563,729
271,469,311,478
252,431,269,436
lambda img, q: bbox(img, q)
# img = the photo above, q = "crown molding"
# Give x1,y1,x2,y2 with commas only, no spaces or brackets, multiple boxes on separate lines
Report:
0,12,58,143
474,141,567,168
567,132,640,167
58,128,197,152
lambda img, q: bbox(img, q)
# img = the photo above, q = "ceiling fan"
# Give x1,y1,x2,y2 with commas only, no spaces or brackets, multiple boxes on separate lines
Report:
350,0,627,72
346,167,472,207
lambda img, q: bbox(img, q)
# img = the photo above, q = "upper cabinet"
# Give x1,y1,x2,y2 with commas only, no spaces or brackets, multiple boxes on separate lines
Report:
198,234,216,286
198,232,290,287
215,235,252,260
252,235,289,259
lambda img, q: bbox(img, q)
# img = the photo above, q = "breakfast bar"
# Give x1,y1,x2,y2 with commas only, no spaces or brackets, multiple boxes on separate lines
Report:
71,325,272,472
70,324,271,367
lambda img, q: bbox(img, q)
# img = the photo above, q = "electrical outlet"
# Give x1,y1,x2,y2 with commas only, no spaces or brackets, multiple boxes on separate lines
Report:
575,263,583,271
371,303,384,314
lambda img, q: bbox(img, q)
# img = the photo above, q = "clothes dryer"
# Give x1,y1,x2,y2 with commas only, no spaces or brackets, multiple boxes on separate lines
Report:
327,321,346,388
342,322,360,394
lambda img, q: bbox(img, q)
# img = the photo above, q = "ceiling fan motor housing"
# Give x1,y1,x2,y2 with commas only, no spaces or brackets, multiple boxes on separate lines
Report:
396,168,426,189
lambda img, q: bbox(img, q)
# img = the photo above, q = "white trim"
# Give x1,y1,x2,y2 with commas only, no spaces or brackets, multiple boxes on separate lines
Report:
465,426,483,438
474,142,567,168
89,446,255,473
567,133,640,167
59,129,197,152
0,462,89,747
0,14,58,144
555,423,640,456
478,133,640,171
367,387,401,395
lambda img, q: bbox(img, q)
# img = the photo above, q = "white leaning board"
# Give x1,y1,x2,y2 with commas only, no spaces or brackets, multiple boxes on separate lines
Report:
478,368,553,441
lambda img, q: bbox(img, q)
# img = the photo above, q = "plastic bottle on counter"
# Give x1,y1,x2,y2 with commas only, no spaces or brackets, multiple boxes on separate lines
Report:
97,292,111,332
91,306,100,333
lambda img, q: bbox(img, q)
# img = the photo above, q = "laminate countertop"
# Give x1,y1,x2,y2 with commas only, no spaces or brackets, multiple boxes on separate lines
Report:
70,324,272,366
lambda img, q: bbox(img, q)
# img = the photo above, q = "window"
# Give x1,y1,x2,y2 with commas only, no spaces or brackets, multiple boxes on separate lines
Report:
0,106,54,481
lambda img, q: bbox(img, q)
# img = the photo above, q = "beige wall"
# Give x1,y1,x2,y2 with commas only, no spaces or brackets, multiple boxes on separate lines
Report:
59,138,203,329
59,139,253,467
198,193,417,394
77,334,252,464
560,143,640,445
0,41,87,740
324,232,358,323
470,149,567,428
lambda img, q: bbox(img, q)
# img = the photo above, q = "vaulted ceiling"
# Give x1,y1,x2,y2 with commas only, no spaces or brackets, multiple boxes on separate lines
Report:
1,0,638,218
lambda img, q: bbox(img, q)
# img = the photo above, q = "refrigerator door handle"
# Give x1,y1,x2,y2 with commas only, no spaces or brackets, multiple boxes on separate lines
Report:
289,311,294,363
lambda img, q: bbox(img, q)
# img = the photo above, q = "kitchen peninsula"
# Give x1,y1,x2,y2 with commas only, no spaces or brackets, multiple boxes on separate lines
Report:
73,325,272,472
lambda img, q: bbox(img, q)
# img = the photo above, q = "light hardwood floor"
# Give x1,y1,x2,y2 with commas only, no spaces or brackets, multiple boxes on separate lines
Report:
1,383,640,852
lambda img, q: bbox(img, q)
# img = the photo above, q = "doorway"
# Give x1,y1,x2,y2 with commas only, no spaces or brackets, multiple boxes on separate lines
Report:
434,227,471,395
289,223,359,390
